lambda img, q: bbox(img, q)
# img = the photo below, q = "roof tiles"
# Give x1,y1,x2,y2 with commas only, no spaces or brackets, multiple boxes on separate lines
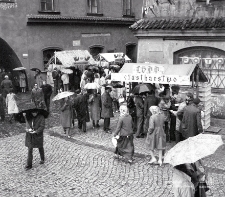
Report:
130,17,225,30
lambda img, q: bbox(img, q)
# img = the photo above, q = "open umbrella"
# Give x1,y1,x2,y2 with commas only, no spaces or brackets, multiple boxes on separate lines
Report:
164,133,224,166
132,84,153,94
15,108,49,123
30,68,41,72
61,68,73,74
52,91,74,101
84,82,100,90
13,67,26,71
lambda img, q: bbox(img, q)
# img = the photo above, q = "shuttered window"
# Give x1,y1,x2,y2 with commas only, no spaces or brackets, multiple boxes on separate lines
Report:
40,0,54,11
123,0,132,16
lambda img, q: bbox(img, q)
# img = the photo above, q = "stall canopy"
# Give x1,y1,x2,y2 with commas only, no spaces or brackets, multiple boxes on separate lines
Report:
111,63,208,85
97,53,131,67
47,50,96,69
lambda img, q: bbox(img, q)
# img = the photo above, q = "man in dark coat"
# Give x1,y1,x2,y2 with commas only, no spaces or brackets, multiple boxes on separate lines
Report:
24,110,45,170
1,75,13,98
0,92,5,122
40,80,52,112
134,94,145,138
101,86,114,133
52,67,59,95
73,89,89,132
143,90,159,135
177,93,203,140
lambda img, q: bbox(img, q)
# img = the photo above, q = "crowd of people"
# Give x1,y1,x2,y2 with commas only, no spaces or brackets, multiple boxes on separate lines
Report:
0,65,209,197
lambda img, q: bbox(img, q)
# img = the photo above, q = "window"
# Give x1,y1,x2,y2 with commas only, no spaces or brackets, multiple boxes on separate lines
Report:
87,0,102,15
0,0,15,2
89,45,104,60
123,0,133,16
40,0,55,11
88,0,97,13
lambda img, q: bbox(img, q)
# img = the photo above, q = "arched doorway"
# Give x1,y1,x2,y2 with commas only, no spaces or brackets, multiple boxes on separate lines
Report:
174,46,225,92
0,37,28,92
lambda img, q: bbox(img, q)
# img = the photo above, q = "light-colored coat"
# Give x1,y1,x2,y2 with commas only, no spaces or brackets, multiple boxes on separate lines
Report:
6,93,19,114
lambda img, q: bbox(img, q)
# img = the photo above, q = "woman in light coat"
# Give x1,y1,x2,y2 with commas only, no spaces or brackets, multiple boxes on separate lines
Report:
6,89,19,123
19,71,26,93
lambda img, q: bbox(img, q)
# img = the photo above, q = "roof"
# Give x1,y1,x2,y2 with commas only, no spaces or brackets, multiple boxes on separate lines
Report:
130,17,225,30
99,53,131,62
27,14,137,25
48,50,96,68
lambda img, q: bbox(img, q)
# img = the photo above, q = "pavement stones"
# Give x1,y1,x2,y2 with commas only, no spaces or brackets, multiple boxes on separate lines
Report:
0,134,174,197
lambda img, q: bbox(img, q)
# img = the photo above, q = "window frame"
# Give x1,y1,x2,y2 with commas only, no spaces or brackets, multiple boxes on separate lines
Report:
0,0,15,3
87,0,103,16
122,0,134,17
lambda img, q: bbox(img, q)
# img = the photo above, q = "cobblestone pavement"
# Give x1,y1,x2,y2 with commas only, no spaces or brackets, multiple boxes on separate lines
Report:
0,134,174,197
0,93,225,196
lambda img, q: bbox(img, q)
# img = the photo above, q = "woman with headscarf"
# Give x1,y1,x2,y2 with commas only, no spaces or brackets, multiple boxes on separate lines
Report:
113,105,134,163
34,70,43,88
145,106,166,166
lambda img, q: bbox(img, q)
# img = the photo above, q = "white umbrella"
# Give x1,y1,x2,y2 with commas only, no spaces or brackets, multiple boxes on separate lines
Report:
164,133,224,166
13,67,26,71
52,91,74,101
84,82,100,89
61,68,73,74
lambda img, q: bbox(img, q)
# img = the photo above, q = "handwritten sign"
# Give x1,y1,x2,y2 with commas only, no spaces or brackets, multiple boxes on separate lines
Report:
111,73,190,85
132,64,164,75
211,94,225,119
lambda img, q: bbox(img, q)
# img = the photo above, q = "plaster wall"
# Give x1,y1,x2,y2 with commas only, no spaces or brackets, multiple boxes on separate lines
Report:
137,38,225,64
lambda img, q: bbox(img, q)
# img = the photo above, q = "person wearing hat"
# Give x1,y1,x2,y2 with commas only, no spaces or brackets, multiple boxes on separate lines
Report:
177,95,203,140
101,85,114,133
34,69,43,88
22,109,47,170
1,75,13,98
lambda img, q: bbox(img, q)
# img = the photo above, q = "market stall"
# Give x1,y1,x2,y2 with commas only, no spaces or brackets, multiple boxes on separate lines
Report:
47,50,96,71
111,62,210,129
96,52,132,68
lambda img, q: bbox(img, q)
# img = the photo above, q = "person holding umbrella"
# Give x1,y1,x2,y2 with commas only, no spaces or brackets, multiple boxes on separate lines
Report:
15,108,49,170
19,70,26,93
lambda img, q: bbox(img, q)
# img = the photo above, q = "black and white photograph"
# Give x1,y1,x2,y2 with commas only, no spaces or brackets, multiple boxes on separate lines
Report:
0,0,225,196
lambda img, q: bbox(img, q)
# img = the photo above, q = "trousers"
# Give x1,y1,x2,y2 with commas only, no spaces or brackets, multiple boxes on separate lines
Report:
27,147,44,166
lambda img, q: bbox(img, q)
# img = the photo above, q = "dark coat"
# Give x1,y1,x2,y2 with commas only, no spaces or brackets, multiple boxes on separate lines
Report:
144,95,159,117
177,103,203,138
89,94,101,121
25,114,45,148
0,94,5,116
40,84,52,98
114,114,133,137
101,92,114,118
134,96,144,117
74,94,90,122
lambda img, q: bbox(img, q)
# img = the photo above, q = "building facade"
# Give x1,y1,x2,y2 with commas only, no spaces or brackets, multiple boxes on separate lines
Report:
0,0,142,87
130,0,225,119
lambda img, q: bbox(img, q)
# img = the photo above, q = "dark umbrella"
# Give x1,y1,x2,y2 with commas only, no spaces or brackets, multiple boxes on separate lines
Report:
30,68,41,72
15,108,49,123
132,84,154,95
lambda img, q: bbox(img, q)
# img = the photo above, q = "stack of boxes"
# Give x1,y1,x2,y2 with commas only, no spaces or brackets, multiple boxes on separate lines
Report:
198,83,211,130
